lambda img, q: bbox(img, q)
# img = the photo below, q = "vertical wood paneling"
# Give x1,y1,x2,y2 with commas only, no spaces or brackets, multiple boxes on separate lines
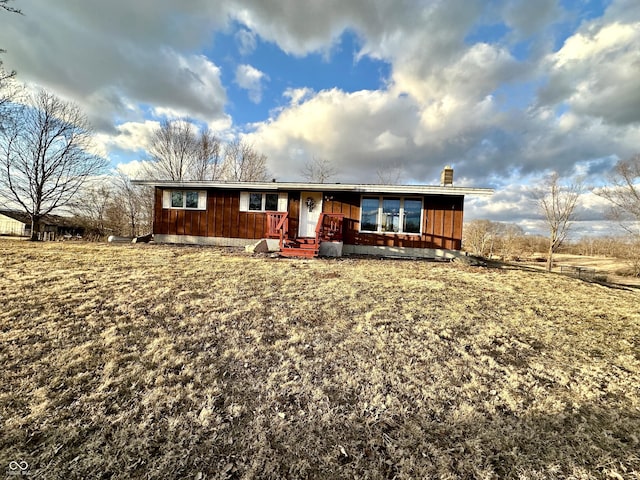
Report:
184,211,193,237
231,194,240,238
214,195,224,237
156,188,465,250
207,195,215,236
154,188,162,234
290,195,300,238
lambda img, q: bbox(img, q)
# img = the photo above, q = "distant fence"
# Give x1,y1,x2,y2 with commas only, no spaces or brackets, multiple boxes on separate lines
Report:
559,265,599,280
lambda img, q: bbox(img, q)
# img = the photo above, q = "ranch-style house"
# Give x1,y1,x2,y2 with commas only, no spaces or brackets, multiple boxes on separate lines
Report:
136,169,493,258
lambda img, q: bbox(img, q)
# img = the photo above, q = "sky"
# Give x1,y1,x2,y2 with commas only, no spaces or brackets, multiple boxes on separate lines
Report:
1,0,639,236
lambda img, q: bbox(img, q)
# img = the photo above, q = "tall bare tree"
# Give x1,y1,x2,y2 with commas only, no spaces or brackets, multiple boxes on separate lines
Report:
74,181,113,238
0,66,20,119
376,161,405,185
192,127,222,181
222,140,269,181
595,154,640,237
113,170,153,237
534,172,582,271
300,156,337,183
1,0,22,85
0,89,107,240
595,154,640,276
145,119,222,181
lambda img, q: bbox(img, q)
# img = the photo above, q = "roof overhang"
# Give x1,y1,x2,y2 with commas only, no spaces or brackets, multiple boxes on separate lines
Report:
132,180,494,197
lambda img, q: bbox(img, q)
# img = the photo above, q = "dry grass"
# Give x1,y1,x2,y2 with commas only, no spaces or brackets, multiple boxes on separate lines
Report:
1,240,639,479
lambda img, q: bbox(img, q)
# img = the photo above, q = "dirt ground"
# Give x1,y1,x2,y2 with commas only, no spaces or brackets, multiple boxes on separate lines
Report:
1,240,639,479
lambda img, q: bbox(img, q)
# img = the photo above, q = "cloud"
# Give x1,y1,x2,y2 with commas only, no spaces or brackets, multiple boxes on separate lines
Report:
502,0,562,39
2,1,229,131
93,120,160,155
235,28,257,55
246,88,426,182
539,14,640,125
235,64,268,103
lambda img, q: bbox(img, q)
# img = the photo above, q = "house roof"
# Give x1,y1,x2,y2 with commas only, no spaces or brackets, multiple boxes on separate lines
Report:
133,180,494,196
0,210,78,227
0,210,31,224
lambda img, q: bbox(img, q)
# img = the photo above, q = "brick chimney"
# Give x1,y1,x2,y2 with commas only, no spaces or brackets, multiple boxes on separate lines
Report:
440,166,454,186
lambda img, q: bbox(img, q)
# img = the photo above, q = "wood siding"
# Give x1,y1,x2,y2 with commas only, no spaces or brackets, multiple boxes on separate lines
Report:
154,188,464,250
154,188,267,240
323,192,464,250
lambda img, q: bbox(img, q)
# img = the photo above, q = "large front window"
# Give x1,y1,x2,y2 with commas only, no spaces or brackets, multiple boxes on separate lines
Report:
360,196,423,234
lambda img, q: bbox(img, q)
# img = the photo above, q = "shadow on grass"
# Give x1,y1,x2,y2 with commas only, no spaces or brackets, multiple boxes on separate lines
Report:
2,375,639,479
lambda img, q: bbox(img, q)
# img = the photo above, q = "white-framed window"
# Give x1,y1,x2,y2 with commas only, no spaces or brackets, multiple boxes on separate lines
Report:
162,190,207,210
360,196,423,234
240,192,288,212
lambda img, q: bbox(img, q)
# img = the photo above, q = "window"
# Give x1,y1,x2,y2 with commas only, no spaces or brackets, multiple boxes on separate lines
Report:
360,196,423,234
249,193,262,211
163,190,207,210
264,193,279,211
171,191,184,208
361,197,379,231
240,192,288,212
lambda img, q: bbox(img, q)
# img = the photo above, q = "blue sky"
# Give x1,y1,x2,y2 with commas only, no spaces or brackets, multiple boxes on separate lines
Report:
210,27,392,125
1,0,639,235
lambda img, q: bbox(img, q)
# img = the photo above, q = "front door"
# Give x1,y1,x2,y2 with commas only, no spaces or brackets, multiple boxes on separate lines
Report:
299,191,323,238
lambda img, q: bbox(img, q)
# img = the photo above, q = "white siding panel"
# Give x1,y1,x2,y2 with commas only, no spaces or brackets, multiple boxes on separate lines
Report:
239,192,250,212
278,193,288,212
197,191,207,210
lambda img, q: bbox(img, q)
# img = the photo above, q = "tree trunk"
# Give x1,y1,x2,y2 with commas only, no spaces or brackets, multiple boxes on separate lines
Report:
546,241,554,272
30,216,41,241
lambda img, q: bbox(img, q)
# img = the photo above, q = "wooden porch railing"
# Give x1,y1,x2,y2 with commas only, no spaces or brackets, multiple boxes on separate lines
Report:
315,213,344,243
266,212,289,249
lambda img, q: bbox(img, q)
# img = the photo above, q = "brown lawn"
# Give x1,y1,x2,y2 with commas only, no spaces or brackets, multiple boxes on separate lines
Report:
1,240,639,479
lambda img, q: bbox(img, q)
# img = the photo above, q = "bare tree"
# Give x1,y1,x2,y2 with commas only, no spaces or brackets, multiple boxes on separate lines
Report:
534,172,582,271
594,154,640,276
376,161,405,185
0,0,21,14
222,140,269,181
112,170,153,237
0,66,20,119
1,0,23,85
0,89,107,240
300,156,337,183
498,223,525,260
595,154,640,237
145,119,222,181
74,181,114,238
463,219,502,258
192,127,222,181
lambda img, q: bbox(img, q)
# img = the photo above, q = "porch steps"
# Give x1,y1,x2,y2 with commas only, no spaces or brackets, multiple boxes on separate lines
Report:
280,238,320,258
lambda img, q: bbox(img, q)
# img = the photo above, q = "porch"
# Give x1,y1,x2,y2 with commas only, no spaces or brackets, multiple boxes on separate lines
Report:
266,212,344,258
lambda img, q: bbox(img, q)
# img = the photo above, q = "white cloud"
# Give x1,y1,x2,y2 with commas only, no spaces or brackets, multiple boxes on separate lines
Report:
235,64,268,104
2,1,229,131
235,28,257,55
116,160,154,179
540,16,640,125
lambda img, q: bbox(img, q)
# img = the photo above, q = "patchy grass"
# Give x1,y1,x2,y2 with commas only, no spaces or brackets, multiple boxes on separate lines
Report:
1,240,639,479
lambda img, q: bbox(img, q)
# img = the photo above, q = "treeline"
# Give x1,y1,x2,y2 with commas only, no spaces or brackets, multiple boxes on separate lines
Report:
68,119,273,239
463,219,640,275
